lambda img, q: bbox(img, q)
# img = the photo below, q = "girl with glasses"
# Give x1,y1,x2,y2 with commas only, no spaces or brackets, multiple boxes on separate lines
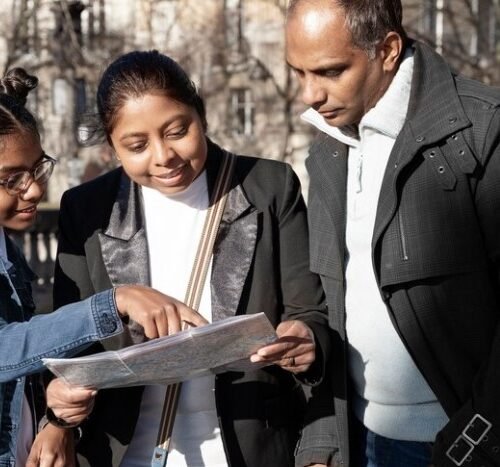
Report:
0,67,205,467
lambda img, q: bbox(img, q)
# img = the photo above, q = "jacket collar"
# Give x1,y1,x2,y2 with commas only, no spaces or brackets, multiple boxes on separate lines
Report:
103,139,251,243
405,40,471,146
103,170,143,242
384,40,472,175
98,170,150,287
205,139,254,225
372,41,471,248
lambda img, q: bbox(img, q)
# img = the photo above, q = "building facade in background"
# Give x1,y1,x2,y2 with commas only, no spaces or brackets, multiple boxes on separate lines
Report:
1,0,498,204
0,0,308,202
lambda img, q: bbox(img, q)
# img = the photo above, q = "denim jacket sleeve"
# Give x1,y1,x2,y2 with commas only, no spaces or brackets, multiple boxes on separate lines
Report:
0,289,123,382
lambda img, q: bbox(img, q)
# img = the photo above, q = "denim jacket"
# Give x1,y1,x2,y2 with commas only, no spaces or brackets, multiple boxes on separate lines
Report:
0,235,123,466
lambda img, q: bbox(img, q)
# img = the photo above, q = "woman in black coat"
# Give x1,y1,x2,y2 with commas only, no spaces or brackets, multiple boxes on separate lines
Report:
45,50,330,467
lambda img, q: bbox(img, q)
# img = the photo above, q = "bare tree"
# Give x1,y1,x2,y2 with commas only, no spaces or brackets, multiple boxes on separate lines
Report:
1,0,39,73
404,0,499,85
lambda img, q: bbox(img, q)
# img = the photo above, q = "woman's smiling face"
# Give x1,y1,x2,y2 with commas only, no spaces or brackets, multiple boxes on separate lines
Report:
109,92,208,195
0,132,45,231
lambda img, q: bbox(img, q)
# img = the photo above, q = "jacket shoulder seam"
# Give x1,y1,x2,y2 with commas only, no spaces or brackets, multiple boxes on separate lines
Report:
455,76,500,108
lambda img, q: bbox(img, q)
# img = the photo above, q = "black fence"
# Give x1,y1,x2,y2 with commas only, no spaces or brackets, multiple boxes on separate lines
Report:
9,207,59,313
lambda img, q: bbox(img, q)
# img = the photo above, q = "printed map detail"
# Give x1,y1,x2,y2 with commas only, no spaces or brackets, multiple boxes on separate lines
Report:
43,313,276,389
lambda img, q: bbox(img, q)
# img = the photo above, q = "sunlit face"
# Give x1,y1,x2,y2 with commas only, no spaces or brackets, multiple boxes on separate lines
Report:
286,1,399,127
0,132,45,231
109,93,208,195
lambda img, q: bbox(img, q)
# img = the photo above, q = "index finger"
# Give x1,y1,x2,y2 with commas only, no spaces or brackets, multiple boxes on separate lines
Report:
178,303,208,327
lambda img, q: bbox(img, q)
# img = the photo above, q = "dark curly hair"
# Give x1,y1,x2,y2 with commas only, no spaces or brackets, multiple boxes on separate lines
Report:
0,67,39,138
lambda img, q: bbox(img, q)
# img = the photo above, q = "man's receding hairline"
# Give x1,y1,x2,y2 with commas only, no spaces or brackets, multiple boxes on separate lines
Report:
287,0,342,19
286,0,349,38
286,0,354,50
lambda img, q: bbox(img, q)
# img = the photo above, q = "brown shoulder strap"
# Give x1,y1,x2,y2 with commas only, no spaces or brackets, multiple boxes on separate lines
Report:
151,151,236,467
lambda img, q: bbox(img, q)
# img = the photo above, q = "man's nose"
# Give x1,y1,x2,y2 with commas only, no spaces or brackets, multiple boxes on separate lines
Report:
301,77,326,107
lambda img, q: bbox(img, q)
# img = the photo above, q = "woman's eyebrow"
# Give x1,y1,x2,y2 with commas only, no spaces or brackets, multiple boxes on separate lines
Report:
0,153,44,173
118,115,188,142
119,131,145,142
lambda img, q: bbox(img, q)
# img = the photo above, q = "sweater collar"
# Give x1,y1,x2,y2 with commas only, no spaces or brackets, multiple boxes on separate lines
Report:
302,48,414,148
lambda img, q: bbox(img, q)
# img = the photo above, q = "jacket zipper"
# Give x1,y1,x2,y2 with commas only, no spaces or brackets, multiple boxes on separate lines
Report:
398,211,409,261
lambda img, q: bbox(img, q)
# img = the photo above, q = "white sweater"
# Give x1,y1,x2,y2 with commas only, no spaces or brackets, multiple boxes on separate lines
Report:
302,51,448,441
121,173,228,467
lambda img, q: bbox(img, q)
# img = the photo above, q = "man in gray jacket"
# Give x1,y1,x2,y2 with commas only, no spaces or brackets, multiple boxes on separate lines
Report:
287,1,500,467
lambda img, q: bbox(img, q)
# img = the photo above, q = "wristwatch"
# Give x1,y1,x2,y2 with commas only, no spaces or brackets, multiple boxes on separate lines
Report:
38,409,83,442
45,407,79,429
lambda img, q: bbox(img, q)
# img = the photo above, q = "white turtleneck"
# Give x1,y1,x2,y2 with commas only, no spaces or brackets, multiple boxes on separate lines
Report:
121,172,228,466
302,50,448,441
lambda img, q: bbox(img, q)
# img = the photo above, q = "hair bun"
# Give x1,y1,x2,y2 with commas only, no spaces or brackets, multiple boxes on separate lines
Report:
0,68,38,106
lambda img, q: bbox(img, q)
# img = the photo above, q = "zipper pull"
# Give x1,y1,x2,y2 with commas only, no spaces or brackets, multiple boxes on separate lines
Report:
151,447,168,467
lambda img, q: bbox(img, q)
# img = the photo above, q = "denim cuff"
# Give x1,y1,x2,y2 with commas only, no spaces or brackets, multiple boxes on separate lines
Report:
91,289,123,339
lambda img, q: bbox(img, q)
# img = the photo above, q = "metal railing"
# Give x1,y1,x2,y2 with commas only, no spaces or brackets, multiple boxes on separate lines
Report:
9,207,59,313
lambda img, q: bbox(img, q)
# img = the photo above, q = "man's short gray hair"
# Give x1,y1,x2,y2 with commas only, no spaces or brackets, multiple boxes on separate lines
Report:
287,0,407,58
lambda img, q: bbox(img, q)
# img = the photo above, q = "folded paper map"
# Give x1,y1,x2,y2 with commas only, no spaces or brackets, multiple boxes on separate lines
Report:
43,313,276,389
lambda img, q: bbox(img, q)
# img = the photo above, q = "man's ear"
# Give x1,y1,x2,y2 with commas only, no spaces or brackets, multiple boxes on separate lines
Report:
380,32,404,72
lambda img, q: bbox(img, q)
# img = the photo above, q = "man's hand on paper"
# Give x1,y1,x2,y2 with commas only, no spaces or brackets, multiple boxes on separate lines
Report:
114,285,208,338
250,320,316,374
46,378,96,427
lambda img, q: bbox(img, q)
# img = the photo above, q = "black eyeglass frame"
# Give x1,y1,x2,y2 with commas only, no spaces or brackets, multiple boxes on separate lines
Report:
0,154,57,196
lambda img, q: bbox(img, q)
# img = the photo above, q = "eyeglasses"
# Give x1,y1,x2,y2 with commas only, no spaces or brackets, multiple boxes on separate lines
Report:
0,154,57,196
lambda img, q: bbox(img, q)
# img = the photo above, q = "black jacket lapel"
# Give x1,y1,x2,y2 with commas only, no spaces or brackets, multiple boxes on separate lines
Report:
98,171,150,288
206,141,257,321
